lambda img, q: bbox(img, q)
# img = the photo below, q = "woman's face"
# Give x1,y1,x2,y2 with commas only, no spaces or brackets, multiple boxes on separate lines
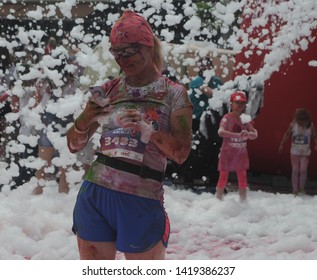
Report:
109,43,152,76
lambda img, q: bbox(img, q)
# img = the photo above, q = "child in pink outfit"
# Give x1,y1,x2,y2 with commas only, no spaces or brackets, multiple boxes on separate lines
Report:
279,108,317,195
215,91,258,201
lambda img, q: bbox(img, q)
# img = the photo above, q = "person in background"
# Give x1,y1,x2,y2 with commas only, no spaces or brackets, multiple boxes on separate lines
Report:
215,91,258,201
189,56,223,134
0,45,17,179
67,10,192,260
279,108,317,195
10,64,38,189
44,37,57,55
32,47,79,195
173,57,223,186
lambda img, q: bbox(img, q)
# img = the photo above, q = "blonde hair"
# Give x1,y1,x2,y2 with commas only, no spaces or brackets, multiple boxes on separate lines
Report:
151,36,164,73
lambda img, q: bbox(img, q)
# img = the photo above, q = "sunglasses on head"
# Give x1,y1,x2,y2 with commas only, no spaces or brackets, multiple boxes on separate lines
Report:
109,44,140,58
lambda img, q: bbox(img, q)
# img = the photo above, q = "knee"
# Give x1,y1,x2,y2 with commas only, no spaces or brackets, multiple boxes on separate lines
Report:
292,169,299,176
299,169,307,176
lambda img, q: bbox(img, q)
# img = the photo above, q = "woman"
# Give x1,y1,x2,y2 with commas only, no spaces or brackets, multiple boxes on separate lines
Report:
67,10,192,260
279,108,317,195
215,91,258,201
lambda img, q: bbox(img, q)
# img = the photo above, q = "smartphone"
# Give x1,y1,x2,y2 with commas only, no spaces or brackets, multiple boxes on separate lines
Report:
89,86,109,107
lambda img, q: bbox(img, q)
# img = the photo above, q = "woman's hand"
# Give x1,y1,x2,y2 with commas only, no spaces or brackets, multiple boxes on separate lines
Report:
67,100,113,153
114,109,154,143
114,109,142,128
77,99,113,130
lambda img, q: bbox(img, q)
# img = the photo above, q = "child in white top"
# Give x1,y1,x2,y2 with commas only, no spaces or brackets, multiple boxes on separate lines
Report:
279,108,317,194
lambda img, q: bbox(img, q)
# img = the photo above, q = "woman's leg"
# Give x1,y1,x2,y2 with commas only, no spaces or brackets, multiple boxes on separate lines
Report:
32,146,55,195
299,156,310,193
77,236,117,260
290,154,300,193
77,236,165,260
125,241,166,260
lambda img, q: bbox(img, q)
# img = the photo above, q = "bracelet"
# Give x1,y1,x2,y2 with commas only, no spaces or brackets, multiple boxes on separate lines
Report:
74,119,89,134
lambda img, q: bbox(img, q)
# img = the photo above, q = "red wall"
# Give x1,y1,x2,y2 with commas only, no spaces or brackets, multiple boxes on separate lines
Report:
247,42,317,179
234,1,317,179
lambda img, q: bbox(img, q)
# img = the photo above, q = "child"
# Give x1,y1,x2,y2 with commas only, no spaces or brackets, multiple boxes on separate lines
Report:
215,91,258,201
279,108,317,195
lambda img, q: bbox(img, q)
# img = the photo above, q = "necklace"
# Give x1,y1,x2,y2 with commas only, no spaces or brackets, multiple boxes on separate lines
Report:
124,76,164,98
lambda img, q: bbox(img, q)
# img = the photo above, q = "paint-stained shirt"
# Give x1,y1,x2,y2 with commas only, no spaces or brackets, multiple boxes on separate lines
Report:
85,76,192,201
218,113,250,171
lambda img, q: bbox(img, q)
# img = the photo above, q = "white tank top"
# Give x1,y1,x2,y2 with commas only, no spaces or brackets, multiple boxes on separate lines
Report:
291,122,312,156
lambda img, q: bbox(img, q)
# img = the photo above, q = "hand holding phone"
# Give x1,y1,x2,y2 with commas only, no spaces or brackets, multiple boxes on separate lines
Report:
89,86,110,107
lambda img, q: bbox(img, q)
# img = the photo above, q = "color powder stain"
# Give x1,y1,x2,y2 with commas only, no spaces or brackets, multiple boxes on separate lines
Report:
84,168,95,181
156,137,164,145
178,115,190,131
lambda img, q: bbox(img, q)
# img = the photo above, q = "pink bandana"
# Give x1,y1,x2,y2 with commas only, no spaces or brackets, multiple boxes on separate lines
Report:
110,10,154,47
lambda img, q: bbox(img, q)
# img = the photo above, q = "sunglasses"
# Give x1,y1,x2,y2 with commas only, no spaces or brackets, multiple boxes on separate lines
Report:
109,44,140,58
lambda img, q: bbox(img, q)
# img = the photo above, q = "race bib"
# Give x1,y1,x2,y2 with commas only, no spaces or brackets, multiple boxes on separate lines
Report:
228,137,247,148
99,128,146,162
293,135,308,145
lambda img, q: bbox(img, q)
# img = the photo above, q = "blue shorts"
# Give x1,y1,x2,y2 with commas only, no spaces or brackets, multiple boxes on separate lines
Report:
72,181,170,253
